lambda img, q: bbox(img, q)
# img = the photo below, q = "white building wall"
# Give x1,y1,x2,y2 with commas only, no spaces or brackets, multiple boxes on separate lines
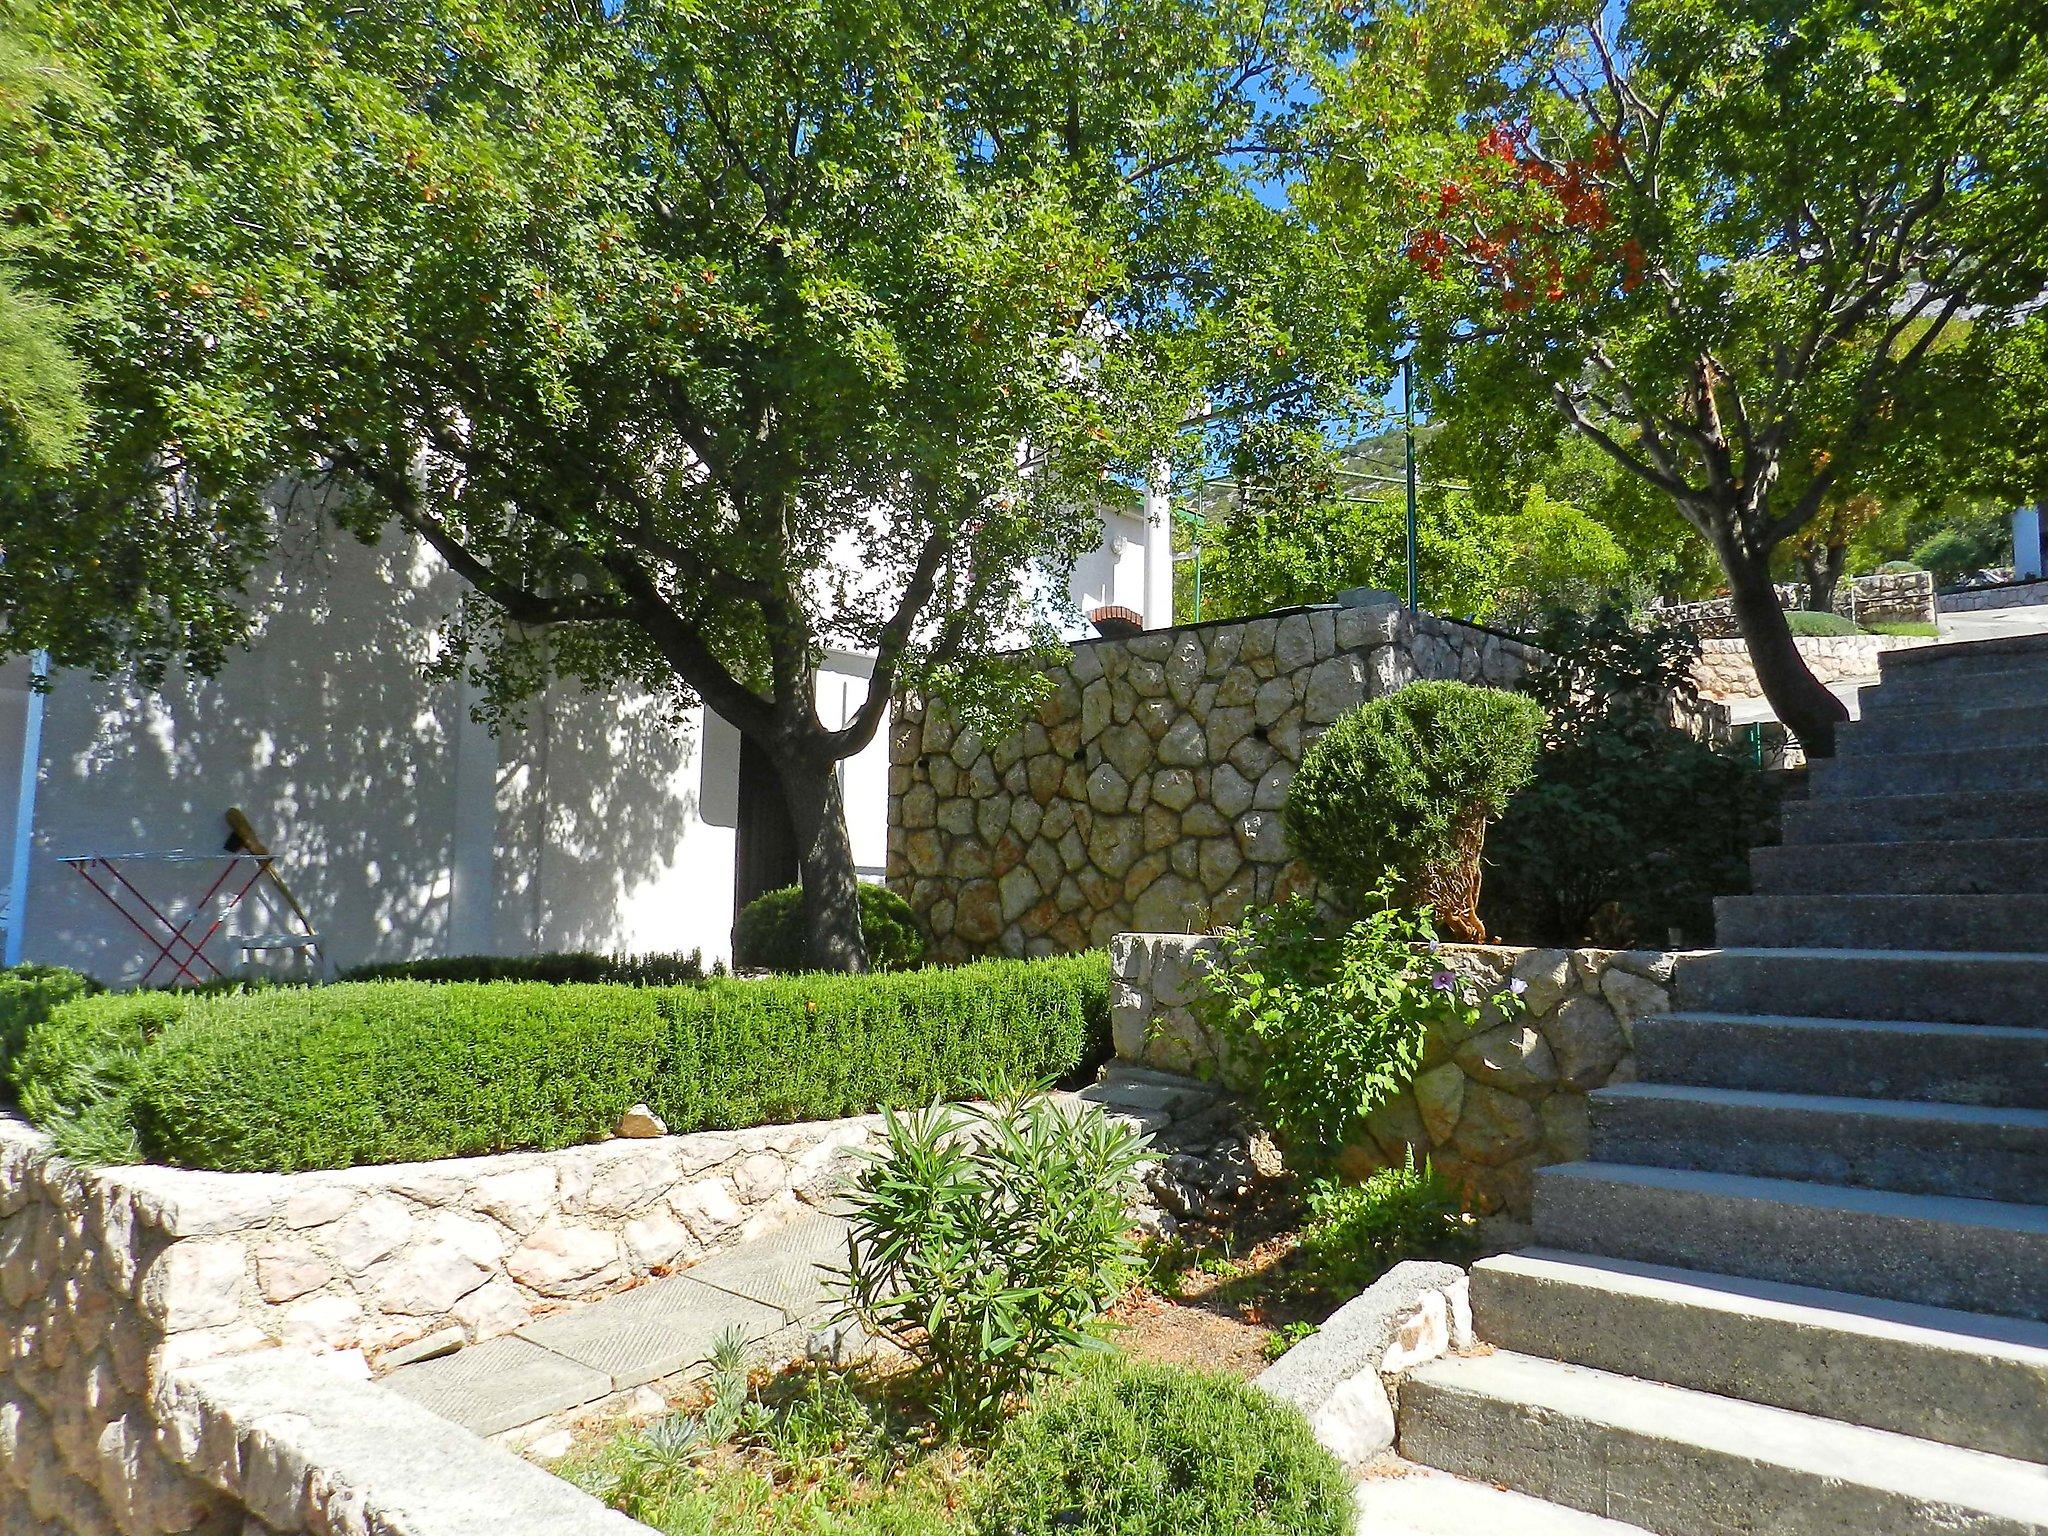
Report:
6,494,1163,983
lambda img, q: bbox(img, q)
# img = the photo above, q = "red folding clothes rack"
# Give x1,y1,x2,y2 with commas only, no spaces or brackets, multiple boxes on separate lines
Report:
60,850,314,985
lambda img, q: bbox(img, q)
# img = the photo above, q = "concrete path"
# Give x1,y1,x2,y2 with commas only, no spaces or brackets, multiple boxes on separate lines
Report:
384,1206,851,1436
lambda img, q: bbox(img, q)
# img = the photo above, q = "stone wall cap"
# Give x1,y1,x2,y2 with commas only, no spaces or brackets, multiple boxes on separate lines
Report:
1254,1259,1466,1411
157,1349,655,1534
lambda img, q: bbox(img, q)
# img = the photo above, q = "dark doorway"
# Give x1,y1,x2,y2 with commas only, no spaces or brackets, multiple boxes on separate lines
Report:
734,734,799,919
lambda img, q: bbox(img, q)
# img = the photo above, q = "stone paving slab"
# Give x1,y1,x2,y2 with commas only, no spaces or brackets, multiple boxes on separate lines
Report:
682,1208,850,1321
517,1273,787,1390
382,1334,613,1436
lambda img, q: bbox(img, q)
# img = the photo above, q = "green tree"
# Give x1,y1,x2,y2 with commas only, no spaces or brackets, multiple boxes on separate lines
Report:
1320,0,2048,754
0,10,88,468
4,0,1376,967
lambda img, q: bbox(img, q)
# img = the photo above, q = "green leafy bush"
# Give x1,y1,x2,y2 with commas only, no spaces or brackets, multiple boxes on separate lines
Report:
732,884,925,973
1874,560,1922,574
1782,608,1860,637
0,963,97,1083
834,1091,1152,1429
1913,524,2007,584
1291,1155,1473,1299
11,952,1110,1171
1197,896,1522,1162
1283,680,1544,939
974,1358,1352,1536
339,950,705,985
1484,603,1774,947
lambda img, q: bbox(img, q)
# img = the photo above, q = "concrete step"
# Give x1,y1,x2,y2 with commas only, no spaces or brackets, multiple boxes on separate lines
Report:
1398,1351,2048,1535
1880,630,2048,676
1715,893,2048,952
1808,742,2048,798
1865,662,2048,715
1750,838,2048,895
1467,1249,2048,1460
1781,789,2048,846
1674,947,2048,1027
1631,1012,2048,1108
1532,1162,2048,1319
1840,701,2048,757
1355,1466,1655,1534
1587,1083,2048,1203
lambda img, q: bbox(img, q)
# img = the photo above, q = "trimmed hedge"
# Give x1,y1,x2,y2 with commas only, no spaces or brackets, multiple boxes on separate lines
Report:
338,950,705,985
731,883,925,972
0,963,97,1084
15,952,1109,1172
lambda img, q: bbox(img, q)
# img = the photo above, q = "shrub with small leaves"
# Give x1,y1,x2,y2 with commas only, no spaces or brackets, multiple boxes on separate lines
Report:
973,1358,1352,1536
1198,894,1523,1164
1283,680,1543,940
339,950,706,985
0,963,97,1085
832,1091,1153,1430
1291,1154,1474,1299
733,884,925,973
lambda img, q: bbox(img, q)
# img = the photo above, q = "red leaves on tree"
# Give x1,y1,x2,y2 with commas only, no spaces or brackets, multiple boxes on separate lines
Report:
1406,120,1637,311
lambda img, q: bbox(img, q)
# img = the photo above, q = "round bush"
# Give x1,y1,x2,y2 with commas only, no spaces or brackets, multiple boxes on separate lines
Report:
1875,560,1922,574
732,883,926,972
974,1359,1352,1536
1283,680,1544,937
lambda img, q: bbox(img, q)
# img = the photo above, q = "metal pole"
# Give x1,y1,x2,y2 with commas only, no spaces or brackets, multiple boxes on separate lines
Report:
1192,539,1203,620
1403,355,1419,611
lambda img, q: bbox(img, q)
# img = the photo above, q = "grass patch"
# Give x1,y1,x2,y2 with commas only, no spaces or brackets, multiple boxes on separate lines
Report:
1860,619,1940,638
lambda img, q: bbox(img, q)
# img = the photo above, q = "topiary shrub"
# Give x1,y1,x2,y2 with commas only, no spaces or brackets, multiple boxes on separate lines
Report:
733,883,925,972
974,1358,1352,1536
0,963,97,1085
339,950,705,985
1283,680,1544,940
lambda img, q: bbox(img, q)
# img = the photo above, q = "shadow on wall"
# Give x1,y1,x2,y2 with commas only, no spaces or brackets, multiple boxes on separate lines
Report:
24,520,701,980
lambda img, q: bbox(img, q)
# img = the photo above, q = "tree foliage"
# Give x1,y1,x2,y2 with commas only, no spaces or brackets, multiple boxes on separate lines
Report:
3,0,1386,966
1317,0,2048,753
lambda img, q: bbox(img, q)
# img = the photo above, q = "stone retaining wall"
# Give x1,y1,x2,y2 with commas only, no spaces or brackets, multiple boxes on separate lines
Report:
1942,576,2048,612
887,599,1537,960
0,1110,880,1533
1694,632,1931,700
1108,934,1679,1217
1656,570,1937,637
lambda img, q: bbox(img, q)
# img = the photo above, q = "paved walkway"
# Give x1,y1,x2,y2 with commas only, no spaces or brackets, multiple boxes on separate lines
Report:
383,1071,1212,1437
385,1205,851,1436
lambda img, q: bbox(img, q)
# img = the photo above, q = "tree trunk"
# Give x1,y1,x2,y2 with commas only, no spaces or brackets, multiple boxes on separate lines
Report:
1725,549,1848,758
776,749,870,972
1799,542,1848,616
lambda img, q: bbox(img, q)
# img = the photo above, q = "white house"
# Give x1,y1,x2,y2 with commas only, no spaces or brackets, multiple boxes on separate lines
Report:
0,492,1172,980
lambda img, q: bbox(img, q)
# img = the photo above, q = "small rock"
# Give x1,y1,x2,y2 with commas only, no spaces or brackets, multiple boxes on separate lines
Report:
615,1104,668,1139
524,1429,575,1462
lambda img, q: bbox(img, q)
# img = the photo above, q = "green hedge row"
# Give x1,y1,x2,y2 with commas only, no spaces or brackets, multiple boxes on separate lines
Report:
0,964,97,1082
337,950,707,985
10,953,1110,1172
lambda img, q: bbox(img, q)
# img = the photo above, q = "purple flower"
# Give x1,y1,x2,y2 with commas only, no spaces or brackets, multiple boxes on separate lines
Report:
1425,938,1442,953
1429,969,1458,993
1508,976,1530,997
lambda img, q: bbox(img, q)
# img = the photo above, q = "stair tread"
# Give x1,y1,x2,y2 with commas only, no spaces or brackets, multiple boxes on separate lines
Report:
1484,1248,2048,1361
1356,1466,1654,1534
1706,945,2048,962
1594,1081,2048,1131
1655,1010,2048,1043
1544,1160,2048,1232
1405,1351,2048,1520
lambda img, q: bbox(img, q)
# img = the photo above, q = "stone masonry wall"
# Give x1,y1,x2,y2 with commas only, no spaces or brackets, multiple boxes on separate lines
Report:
1655,569,1937,637
1943,576,2048,612
887,600,1537,960
0,1110,880,1533
1694,632,1932,700
1109,934,1678,1218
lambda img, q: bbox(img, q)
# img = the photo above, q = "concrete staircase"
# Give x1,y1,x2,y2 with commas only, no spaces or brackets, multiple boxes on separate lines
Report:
1375,633,2048,1534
